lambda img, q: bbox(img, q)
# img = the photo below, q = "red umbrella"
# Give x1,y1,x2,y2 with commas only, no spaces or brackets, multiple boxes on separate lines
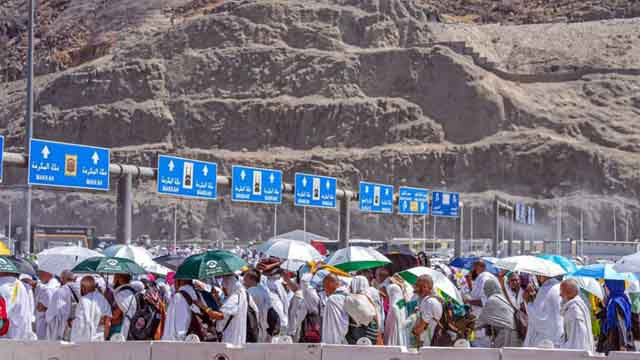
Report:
310,240,328,256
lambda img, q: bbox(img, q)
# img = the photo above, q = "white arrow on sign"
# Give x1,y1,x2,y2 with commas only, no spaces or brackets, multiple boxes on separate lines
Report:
91,151,99,165
302,177,307,187
365,185,369,193
325,180,330,190
41,145,50,159
402,201,407,209
240,170,246,181
168,160,175,172
385,188,389,196
203,165,209,176
269,173,275,184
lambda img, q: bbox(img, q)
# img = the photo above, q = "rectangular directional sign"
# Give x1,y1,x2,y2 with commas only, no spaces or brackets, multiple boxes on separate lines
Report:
398,187,429,215
28,139,110,191
157,155,217,200
0,135,4,183
231,165,282,204
431,191,460,217
294,173,337,208
515,203,524,223
359,181,394,214
527,206,536,225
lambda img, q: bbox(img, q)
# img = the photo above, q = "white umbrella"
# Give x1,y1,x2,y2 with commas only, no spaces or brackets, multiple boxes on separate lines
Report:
568,276,604,301
258,239,323,262
398,266,463,304
613,251,640,273
327,246,391,272
494,255,567,277
37,246,104,276
103,245,171,275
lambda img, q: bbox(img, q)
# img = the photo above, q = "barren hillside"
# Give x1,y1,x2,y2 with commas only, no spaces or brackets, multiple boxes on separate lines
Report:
1,0,640,246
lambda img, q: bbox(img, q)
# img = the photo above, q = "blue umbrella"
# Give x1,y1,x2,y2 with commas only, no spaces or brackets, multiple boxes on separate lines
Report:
570,263,637,281
538,254,578,273
449,256,499,274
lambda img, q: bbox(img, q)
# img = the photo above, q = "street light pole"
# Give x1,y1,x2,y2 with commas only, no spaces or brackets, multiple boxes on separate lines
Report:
24,0,36,255
8,203,12,254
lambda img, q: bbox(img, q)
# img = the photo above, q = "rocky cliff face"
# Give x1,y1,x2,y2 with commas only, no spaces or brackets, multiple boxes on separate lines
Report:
1,0,640,248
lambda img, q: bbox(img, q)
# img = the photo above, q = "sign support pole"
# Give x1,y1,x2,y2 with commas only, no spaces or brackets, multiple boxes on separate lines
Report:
422,215,427,253
454,210,462,258
274,205,278,239
409,216,413,242
173,201,178,254
116,173,133,245
303,206,307,243
339,198,350,248
432,216,437,254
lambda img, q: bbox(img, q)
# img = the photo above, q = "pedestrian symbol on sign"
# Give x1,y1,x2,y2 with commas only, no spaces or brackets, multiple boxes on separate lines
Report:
183,162,193,189
253,171,262,195
65,155,77,177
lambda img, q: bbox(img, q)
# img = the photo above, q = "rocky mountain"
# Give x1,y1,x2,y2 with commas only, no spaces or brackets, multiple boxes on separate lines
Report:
1,0,640,249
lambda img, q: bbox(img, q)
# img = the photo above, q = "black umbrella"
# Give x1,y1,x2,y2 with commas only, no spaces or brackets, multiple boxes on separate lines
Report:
153,254,187,271
376,244,416,256
377,244,418,274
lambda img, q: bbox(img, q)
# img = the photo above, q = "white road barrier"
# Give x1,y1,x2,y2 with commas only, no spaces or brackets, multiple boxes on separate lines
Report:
420,347,500,360
322,344,419,360
502,347,595,360
1,340,639,360
151,341,322,360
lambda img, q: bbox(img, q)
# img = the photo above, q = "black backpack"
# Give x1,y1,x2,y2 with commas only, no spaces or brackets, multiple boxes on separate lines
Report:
179,290,218,342
266,307,281,337
245,292,259,343
127,285,163,340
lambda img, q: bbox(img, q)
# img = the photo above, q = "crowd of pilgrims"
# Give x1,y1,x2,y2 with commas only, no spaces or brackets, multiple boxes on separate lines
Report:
0,259,639,354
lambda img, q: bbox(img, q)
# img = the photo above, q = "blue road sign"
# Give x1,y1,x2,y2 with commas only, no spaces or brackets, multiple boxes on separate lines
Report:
28,139,110,191
431,191,460,217
359,181,394,214
398,187,429,215
527,206,536,225
294,173,337,208
0,135,4,183
157,155,217,200
515,203,524,223
231,165,282,204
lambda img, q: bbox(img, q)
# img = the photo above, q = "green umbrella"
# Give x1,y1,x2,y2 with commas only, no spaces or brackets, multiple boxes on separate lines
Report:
327,246,391,273
72,256,146,275
175,250,248,280
0,256,19,274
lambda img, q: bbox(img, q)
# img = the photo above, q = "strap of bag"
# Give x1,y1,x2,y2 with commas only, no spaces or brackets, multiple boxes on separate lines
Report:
363,293,384,345
67,285,79,303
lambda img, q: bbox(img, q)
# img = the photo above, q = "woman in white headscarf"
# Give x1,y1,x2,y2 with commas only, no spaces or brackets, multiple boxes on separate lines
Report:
345,276,381,345
384,283,410,346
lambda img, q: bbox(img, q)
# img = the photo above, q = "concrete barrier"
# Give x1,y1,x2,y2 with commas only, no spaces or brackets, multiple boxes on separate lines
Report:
607,352,640,360
501,347,594,360
72,341,152,360
151,341,321,360
420,347,500,360
322,344,419,360
0,340,76,360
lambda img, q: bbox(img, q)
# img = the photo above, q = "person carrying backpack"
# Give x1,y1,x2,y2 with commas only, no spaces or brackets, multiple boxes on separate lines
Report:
244,269,280,342
109,274,138,340
345,276,383,345
411,274,445,347
127,279,166,340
